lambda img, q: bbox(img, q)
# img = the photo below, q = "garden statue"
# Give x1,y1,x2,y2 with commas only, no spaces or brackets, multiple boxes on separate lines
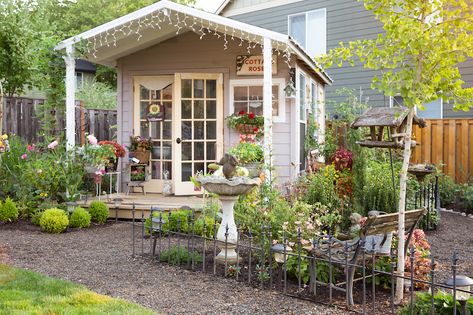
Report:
196,153,260,264
218,153,238,179
349,212,363,238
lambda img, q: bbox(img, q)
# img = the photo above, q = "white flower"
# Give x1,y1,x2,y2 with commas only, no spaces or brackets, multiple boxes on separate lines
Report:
87,135,98,145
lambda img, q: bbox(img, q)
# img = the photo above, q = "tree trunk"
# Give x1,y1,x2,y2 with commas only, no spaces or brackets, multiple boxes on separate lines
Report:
395,106,415,303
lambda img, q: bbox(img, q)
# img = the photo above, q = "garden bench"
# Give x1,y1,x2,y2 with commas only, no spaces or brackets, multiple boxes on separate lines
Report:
310,208,426,306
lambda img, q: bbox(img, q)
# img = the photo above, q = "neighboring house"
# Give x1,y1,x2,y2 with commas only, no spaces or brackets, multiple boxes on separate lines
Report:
21,59,96,99
57,0,332,194
75,59,97,89
217,0,473,119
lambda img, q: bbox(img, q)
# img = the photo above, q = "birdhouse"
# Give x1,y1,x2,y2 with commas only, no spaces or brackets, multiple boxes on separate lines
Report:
351,107,426,149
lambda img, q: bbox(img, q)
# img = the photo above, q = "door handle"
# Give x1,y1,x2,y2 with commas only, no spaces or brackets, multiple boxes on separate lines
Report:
176,137,182,144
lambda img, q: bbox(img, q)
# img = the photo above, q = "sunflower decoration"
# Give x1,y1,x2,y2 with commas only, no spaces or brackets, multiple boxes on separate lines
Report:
147,102,164,121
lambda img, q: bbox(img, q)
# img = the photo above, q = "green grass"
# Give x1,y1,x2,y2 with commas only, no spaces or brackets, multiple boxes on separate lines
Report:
0,264,155,315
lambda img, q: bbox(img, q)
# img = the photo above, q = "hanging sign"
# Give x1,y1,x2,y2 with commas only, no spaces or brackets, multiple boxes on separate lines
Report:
236,54,277,76
147,102,165,121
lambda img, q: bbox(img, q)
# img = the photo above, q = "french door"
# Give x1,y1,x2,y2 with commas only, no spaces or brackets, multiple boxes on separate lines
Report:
173,73,224,195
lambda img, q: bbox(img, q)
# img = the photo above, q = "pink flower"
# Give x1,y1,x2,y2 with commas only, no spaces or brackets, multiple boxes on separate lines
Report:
47,140,58,150
87,134,98,145
21,154,27,160
27,145,35,151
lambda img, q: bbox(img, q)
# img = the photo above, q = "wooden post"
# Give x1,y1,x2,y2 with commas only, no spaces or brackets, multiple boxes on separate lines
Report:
263,37,273,182
80,101,86,146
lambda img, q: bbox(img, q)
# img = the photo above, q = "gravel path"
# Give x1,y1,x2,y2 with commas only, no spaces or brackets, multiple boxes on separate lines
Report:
426,211,473,283
0,222,344,315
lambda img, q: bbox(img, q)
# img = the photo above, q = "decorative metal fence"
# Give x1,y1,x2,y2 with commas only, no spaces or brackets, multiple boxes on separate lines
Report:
130,204,471,315
411,176,440,231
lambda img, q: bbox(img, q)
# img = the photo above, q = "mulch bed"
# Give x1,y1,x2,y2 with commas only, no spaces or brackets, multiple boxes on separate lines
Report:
0,220,345,315
0,211,469,314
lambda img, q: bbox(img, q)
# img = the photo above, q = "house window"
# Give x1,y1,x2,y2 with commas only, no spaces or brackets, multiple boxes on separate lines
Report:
230,79,285,122
288,9,327,58
76,72,84,89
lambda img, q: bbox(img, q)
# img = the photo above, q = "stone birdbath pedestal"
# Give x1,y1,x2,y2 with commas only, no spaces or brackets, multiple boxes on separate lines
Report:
197,171,260,264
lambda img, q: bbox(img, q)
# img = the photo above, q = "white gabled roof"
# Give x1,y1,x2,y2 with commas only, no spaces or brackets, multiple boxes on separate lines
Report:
56,0,332,85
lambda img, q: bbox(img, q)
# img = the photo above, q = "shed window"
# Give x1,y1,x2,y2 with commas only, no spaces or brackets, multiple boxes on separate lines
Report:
230,79,285,122
289,9,327,58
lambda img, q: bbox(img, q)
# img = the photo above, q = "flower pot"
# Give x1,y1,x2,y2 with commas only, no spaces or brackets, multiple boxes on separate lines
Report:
236,124,260,135
130,150,150,164
242,162,262,178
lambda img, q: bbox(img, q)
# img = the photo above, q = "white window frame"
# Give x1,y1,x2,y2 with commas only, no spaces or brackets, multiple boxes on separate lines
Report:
229,78,286,123
288,8,327,57
75,71,84,89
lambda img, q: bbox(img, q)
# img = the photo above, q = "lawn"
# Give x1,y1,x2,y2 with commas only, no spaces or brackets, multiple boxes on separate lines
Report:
0,264,155,315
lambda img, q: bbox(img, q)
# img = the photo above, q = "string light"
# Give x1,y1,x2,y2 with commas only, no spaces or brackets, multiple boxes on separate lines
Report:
84,7,293,67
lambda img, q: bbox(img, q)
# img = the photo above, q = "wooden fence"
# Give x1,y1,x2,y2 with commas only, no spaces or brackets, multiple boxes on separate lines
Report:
1,97,117,144
412,119,473,183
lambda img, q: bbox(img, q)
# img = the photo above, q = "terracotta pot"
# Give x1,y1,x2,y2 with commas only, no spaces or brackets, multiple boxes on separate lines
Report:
130,151,150,164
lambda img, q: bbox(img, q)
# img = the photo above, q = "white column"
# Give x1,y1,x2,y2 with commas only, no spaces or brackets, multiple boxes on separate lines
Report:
64,45,76,149
263,37,273,181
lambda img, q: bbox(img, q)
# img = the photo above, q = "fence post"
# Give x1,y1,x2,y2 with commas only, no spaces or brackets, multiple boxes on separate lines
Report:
80,101,86,146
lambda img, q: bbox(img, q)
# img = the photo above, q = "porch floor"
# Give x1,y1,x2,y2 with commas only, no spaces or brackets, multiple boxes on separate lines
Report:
78,193,205,219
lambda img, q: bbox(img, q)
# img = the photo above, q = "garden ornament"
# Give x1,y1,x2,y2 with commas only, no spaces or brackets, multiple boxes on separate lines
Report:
218,153,238,179
349,212,363,238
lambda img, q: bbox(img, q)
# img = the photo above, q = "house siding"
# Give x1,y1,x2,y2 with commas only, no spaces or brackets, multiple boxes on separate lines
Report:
116,32,323,186
226,0,473,118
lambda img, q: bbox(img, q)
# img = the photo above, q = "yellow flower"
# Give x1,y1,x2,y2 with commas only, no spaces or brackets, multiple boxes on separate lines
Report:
1,134,7,140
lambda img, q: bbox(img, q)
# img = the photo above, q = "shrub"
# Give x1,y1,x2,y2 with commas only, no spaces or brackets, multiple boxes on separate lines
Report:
30,210,44,226
363,160,401,214
159,245,202,266
70,207,91,228
0,197,19,223
399,291,473,315
438,174,460,207
88,201,109,224
39,208,69,233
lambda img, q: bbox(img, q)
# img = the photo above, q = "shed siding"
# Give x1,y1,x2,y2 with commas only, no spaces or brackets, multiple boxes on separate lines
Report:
116,32,321,185
227,0,473,118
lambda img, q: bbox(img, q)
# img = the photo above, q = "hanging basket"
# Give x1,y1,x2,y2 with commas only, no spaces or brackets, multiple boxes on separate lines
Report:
235,124,261,135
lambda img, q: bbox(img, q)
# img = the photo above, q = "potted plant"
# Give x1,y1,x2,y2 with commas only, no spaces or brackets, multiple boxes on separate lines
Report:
98,141,126,171
226,111,264,135
127,136,152,164
79,135,116,173
228,142,264,178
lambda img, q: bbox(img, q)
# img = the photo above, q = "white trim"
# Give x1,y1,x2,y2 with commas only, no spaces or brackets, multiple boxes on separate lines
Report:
228,78,286,123
288,8,327,57
222,0,304,17
56,0,288,50
263,37,273,181
215,0,231,14
64,45,76,149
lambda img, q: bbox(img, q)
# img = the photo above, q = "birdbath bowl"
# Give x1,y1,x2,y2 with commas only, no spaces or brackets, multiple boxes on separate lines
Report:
197,176,261,264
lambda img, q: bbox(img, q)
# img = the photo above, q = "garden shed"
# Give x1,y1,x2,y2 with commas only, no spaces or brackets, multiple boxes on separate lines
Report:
56,0,331,195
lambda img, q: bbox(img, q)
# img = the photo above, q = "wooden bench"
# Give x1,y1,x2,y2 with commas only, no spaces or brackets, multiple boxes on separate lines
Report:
311,208,426,306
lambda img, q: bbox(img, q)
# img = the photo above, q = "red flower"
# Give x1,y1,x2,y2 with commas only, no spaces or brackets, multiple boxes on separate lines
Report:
253,127,259,133
238,111,246,115
248,112,255,119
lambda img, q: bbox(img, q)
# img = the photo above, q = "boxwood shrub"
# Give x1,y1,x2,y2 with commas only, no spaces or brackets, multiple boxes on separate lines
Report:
0,198,19,223
39,208,69,233
70,207,91,228
88,201,109,224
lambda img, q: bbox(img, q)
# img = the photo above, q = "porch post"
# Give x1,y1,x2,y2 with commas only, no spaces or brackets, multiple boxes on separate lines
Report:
64,44,76,149
263,37,273,182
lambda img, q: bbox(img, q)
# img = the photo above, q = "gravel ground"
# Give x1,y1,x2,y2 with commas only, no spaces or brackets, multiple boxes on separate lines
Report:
0,221,346,315
425,210,473,283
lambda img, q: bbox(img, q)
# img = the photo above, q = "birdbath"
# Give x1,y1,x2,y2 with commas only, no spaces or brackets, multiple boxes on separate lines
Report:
197,176,261,264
